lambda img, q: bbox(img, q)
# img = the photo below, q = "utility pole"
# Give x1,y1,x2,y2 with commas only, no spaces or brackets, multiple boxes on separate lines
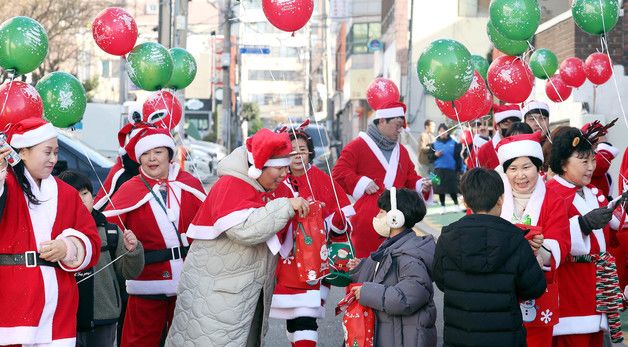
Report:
158,0,172,48
221,0,233,151
173,0,189,48
322,0,334,129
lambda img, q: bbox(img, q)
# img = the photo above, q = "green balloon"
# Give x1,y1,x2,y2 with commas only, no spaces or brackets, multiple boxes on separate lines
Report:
167,48,197,90
417,39,473,101
486,21,529,56
529,48,558,79
0,16,48,75
572,0,620,35
470,55,489,80
126,42,173,91
489,0,541,41
36,72,87,128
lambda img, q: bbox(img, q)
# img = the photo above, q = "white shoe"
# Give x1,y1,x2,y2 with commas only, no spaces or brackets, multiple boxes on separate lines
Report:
440,206,447,215
457,205,466,212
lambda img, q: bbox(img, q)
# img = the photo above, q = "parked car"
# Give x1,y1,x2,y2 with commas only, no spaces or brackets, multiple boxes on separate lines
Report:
53,133,115,194
184,138,227,176
275,123,338,173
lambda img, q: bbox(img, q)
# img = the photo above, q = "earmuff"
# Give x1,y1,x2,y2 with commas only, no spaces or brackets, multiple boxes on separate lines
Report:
386,187,405,229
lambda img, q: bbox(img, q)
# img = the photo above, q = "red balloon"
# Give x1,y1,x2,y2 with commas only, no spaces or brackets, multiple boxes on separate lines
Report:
435,71,492,122
262,0,314,33
487,55,534,103
92,7,138,56
545,75,572,103
0,81,44,130
559,57,586,88
366,78,400,110
142,91,182,130
585,52,612,86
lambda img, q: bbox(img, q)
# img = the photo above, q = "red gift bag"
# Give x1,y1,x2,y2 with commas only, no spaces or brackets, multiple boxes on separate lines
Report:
336,284,375,347
294,202,330,284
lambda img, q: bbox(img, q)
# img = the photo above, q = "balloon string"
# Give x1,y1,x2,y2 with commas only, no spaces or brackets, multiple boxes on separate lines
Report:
0,72,15,119
452,107,474,168
77,250,131,284
599,35,628,129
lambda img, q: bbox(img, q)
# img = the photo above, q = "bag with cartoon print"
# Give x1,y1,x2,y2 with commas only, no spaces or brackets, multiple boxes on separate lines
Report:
519,263,559,328
336,283,374,347
294,202,330,284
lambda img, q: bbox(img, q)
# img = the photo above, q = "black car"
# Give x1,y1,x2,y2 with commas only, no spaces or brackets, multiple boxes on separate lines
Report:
53,133,114,195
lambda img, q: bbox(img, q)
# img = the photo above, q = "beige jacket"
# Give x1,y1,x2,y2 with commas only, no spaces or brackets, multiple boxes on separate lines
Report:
166,147,295,347
418,131,436,165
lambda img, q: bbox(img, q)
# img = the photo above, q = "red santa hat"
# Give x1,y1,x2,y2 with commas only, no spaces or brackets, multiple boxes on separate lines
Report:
373,101,407,127
246,128,292,179
7,118,57,149
493,104,522,124
521,100,550,118
496,131,544,165
124,127,176,163
117,122,152,156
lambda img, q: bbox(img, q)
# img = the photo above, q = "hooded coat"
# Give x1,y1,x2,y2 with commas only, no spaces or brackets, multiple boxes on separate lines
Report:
433,214,546,347
352,231,437,347
166,146,295,347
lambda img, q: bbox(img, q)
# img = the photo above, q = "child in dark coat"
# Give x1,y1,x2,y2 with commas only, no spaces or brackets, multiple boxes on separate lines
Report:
349,188,437,347
433,168,546,347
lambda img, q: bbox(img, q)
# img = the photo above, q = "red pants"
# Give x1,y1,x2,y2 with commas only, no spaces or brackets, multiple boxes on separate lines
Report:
552,331,604,347
526,326,553,347
121,295,177,347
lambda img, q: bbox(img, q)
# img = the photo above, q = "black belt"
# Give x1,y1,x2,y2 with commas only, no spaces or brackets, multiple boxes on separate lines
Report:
0,252,60,268
144,246,188,265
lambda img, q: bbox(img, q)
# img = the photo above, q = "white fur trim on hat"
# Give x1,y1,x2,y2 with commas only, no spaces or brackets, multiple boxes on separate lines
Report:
9,123,57,148
374,107,405,120
494,109,522,124
497,139,543,165
247,151,291,172
597,143,619,158
134,133,176,160
521,101,549,117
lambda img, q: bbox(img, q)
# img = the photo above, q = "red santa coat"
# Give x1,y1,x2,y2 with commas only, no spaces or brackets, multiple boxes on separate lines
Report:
332,132,431,258
466,134,489,169
476,133,501,169
591,143,619,198
547,176,616,336
500,175,570,332
94,157,124,210
270,166,355,319
0,171,101,346
103,164,205,296
619,148,628,195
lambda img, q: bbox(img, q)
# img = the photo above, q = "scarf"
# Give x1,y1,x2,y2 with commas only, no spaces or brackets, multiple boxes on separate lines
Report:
571,252,624,343
512,190,532,222
370,228,412,262
367,123,397,152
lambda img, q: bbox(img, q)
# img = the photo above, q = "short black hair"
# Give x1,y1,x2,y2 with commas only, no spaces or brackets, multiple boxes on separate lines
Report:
57,170,94,195
499,116,521,125
288,130,315,163
377,188,427,228
524,108,550,118
503,156,543,172
460,168,504,213
437,123,448,131
549,126,594,176
424,119,435,128
505,122,533,137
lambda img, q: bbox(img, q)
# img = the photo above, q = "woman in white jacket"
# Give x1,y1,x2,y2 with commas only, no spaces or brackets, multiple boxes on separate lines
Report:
166,129,309,347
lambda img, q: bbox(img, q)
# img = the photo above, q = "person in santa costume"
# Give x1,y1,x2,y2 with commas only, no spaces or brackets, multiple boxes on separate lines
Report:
580,121,620,199
332,101,433,259
270,122,355,347
166,128,311,347
465,119,490,170
522,101,551,144
94,107,145,211
546,127,627,346
0,118,101,347
476,104,522,169
620,148,628,196
495,132,571,347
103,126,206,347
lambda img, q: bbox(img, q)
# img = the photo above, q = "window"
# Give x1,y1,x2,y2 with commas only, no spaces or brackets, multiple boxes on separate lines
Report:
248,70,301,81
346,23,381,56
145,3,158,15
459,0,490,17
101,60,110,78
186,113,210,132
246,94,304,106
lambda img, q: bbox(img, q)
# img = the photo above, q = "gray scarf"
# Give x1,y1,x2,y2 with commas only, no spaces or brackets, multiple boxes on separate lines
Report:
366,123,397,151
